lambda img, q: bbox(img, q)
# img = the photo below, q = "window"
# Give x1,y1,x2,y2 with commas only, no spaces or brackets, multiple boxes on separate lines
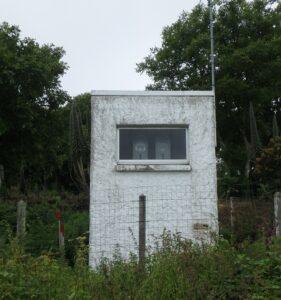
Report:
118,126,188,164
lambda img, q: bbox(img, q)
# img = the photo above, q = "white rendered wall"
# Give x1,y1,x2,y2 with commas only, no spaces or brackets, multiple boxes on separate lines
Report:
89,91,217,268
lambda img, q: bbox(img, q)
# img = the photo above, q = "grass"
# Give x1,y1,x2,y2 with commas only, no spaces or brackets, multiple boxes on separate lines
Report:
0,197,279,299
0,232,281,300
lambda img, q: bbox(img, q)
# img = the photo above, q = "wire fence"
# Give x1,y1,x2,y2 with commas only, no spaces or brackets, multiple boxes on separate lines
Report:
1,182,279,267
218,182,278,243
218,181,277,201
89,184,218,266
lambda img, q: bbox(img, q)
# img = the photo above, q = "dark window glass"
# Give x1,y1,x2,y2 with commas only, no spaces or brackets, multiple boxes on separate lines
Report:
119,128,186,160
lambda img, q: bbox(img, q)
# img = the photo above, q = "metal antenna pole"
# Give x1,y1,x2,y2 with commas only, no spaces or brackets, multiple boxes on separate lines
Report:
209,0,215,92
208,0,217,146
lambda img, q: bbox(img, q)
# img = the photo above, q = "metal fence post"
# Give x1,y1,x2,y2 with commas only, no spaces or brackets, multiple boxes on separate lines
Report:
274,192,281,237
139,194,146,267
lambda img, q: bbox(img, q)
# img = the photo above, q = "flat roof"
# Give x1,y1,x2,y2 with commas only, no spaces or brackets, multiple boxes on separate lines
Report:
91,90,214,97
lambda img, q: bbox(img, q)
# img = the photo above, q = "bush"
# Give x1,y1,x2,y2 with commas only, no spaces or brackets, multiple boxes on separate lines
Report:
0,202,89,259
219,199,274,244
1,233,281,299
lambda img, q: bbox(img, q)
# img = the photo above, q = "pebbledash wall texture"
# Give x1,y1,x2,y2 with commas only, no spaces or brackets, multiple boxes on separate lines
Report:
89,91,218,268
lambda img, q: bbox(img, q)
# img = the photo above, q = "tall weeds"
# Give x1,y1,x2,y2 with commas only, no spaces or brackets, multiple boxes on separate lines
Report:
0,233,281,299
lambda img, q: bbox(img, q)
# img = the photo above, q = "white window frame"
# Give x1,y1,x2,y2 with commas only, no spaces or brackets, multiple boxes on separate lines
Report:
117,125,189,165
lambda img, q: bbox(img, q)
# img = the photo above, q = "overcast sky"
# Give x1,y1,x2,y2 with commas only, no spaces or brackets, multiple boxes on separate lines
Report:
1,0,200,96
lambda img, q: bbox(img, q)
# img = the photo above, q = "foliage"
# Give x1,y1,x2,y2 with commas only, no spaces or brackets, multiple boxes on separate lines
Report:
0,201,89,258
255,136,281,190
0,233,281,299
69,93,91,196
219,199,274,243
0,197,279,299
0,22,70,191
137,0,281,181
0,21,91,194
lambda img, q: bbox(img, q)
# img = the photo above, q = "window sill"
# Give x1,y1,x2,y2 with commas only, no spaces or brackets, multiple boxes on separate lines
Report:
115,164,192,172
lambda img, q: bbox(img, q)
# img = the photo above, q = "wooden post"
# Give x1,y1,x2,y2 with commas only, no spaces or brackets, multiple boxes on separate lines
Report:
139,194,146,268
0,165,4,201
230,197,235,231
17,200,26,240
60,222,65,249
274,192,281,237
0,165,4,189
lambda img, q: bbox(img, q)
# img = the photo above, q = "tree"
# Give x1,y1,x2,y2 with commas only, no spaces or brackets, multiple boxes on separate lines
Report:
69,93,91,196
137,0,281,181
0,22,69,190
255,136,281,191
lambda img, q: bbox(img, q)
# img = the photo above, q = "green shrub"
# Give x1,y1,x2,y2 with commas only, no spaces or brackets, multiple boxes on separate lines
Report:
0,202,89,260
0,235,281,299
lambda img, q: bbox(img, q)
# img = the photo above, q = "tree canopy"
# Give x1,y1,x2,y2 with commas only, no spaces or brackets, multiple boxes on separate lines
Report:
0,22,70,190
137,0,281,182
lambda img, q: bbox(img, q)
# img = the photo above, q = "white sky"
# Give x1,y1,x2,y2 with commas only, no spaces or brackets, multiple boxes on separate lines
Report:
1,0,200,96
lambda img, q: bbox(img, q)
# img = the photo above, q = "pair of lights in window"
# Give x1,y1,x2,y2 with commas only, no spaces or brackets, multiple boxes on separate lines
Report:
133,136,171,159
119,128,187,161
